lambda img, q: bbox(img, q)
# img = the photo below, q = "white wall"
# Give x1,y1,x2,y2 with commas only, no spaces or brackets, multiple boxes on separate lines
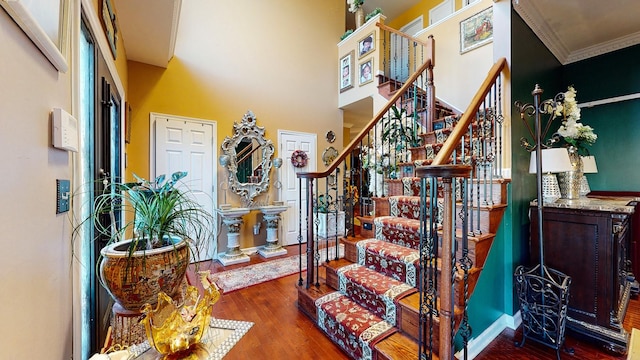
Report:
0,8,73,359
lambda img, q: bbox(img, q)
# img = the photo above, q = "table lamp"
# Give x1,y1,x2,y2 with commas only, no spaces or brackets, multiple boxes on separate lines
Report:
579,155,598,196
529,148,573,203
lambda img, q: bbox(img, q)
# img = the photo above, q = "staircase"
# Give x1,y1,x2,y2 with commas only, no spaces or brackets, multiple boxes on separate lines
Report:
296,30,508,359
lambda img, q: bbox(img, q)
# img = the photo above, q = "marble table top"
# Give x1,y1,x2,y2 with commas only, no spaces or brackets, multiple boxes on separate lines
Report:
531,195,639,214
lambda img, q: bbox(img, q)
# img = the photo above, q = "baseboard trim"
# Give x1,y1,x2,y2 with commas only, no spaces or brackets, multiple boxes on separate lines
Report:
455,311,521,359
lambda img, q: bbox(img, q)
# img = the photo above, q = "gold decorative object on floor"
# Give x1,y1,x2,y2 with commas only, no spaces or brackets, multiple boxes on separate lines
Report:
140,271,221,357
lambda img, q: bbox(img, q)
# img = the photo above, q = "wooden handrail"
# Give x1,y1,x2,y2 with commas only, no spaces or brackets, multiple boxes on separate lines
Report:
432,57,507,165
377,22,434,54
297,37,435,180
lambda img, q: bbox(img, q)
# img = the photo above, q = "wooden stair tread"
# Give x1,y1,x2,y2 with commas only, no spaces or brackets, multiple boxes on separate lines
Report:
375,332,437,360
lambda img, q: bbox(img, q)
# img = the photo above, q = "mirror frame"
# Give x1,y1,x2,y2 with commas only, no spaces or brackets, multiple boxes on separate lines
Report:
220,110,275,207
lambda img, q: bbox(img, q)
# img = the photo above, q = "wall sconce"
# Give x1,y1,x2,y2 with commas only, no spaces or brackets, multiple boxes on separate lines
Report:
580,156,598,196
253,222,261,235
529,148,573,203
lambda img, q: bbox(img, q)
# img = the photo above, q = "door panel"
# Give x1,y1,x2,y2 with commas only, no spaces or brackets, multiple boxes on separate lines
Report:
154,115,217,261
279,131,316,246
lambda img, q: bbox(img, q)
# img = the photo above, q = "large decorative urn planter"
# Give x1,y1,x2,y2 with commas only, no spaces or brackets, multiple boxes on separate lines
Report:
100,236,190,311
317,211,346,238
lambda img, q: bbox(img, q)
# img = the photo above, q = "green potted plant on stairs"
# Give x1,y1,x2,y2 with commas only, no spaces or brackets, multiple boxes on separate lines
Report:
74,171,215,312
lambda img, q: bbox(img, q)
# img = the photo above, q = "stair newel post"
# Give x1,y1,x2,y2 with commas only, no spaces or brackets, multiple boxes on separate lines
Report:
425,35,435,133
305,177,315,289
298,177,304,286
417,164,472,360
418,175,438,359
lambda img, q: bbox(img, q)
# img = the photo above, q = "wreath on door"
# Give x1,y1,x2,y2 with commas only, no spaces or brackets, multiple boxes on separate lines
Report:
291,150,308,168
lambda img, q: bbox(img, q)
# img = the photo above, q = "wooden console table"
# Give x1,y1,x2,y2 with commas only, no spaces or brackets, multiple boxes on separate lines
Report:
529,196,637,354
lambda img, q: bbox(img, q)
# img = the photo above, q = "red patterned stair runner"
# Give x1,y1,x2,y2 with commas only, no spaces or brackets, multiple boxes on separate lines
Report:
316,292,396,360
356,239,419,286
336,264,416,325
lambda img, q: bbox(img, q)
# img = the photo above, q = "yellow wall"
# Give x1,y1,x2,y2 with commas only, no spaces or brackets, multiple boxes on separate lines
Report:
126,0,345,250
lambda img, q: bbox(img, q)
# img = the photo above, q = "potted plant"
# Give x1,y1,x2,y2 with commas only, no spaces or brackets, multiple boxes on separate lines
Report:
315,194,345,238
75,171,215,311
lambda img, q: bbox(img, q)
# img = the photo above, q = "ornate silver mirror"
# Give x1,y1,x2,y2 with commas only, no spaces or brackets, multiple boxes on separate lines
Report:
220,110,275,207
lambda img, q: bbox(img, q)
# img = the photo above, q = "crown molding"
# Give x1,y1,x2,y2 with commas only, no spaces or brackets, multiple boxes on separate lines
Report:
514,1,640,65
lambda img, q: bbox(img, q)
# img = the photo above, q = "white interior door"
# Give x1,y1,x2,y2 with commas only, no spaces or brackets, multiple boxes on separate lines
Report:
278,130,317,246
151,113,217,261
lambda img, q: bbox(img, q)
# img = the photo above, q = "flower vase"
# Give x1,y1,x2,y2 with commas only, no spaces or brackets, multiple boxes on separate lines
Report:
355,8,364,28
558,146,583,199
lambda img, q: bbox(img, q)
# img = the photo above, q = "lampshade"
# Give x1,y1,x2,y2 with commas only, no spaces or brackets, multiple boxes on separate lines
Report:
529,148,573,174
581,156,598,173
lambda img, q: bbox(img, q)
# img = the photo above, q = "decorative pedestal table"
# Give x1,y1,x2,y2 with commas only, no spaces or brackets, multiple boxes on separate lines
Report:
216,207,251,266
257,204,289,258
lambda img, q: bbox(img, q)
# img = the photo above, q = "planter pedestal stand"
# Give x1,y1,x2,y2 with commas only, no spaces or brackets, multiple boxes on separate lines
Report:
257,204,289,258
217,208,251,266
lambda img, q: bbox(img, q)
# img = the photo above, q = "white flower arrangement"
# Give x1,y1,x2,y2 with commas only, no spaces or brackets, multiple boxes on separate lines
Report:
555,86,597,155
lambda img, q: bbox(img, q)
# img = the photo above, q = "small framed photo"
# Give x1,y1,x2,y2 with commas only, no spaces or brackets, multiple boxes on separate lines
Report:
358,32,375,58
339,50,355,92
460,7,493,54
359,58,374,86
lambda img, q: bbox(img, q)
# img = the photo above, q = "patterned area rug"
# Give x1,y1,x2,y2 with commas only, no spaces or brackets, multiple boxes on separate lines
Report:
207,246,344,293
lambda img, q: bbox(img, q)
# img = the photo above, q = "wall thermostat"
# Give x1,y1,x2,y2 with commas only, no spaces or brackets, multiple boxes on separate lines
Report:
52,107,78,152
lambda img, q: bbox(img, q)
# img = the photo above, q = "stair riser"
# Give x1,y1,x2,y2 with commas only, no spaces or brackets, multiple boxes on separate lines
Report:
349,223,494,268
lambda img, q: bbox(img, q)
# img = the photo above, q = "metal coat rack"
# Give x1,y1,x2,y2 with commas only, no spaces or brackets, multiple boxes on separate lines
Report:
513,85,572,360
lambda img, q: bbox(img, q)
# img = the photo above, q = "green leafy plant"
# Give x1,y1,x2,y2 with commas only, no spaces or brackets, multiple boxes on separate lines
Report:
382,105,423,149
315,194,334,213
76,171,215,259
365,7,383,22
341,29,354,41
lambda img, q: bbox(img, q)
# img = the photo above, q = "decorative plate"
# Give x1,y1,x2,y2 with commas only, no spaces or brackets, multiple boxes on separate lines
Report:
325,130,336,143
322,146,338,166
291,150,308,168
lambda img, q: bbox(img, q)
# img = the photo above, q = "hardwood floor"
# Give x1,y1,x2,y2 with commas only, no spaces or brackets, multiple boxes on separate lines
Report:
194,246,638,359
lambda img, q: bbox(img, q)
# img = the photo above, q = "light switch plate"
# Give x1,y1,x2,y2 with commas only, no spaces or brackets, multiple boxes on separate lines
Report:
56,179,70,214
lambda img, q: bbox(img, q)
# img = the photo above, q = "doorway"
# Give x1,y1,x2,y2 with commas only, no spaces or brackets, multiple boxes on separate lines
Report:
79,18,123,354
150,113,217,261
277,130,317,246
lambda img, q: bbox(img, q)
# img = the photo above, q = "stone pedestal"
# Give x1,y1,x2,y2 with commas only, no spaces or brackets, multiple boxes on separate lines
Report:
258,205,289,258
217,208,251,266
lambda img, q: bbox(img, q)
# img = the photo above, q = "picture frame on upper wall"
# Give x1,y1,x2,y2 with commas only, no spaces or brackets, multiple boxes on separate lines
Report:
340,50,354,93
359,58,373,86
358,32,375,58
101,0,117,58
460,7,493,54
0,0,69,72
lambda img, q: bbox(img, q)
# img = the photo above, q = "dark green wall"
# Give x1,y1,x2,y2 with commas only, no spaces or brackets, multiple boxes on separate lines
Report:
563,45,640,191
460,7,640,349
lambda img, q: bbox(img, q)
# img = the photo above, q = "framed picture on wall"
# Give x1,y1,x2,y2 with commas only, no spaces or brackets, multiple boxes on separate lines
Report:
359,58,374,85
339,50,355,92
358,32,375,58
460,7,493,54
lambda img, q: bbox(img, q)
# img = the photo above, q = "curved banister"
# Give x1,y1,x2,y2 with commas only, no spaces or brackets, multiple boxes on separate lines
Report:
432,57,507,165
297,38,435,180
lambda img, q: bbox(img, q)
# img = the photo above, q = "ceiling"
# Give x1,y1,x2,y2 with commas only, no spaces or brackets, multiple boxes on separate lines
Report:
112,0,640,70
112,0,181,68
